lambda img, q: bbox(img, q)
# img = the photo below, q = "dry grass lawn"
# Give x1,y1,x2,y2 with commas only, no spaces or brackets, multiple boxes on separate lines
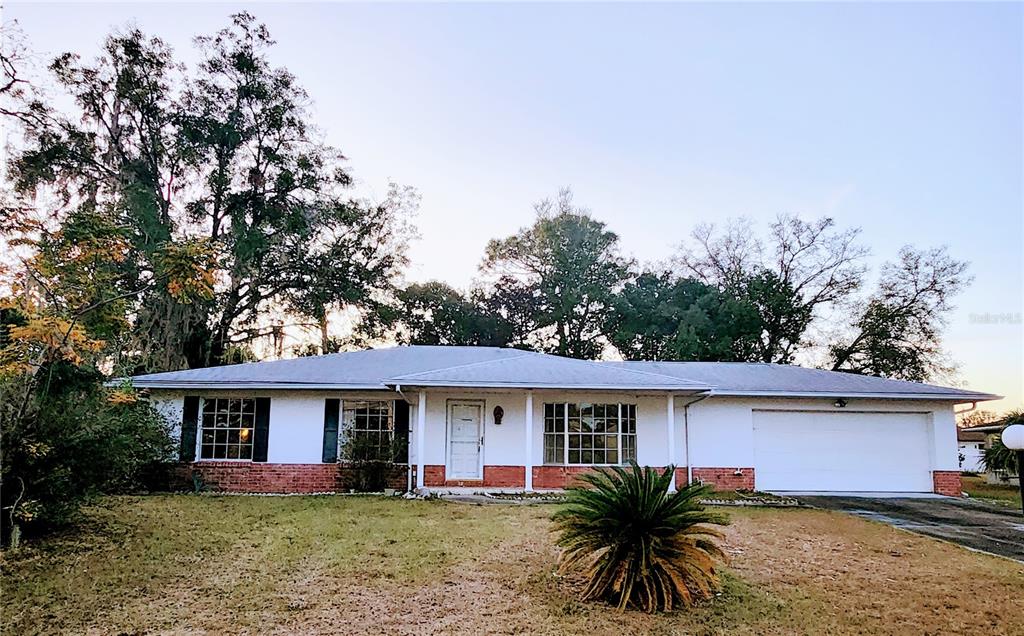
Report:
962,474,1022,509
2,495,1022,635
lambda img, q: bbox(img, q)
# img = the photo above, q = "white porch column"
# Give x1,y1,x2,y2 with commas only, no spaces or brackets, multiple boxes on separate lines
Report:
416,390,426,489
667,394,677,492
524,391,534,491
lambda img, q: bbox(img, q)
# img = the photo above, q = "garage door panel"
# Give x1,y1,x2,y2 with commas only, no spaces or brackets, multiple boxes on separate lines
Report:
753,410,932,492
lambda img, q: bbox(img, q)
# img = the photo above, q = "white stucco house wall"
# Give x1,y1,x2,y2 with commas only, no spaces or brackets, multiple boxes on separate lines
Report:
129,346,999,496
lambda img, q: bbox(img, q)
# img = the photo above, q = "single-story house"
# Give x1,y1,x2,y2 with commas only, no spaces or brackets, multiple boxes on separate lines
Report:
957,427,988,473
130,345,1000,496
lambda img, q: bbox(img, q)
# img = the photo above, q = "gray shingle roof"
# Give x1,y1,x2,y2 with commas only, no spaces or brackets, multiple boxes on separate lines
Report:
608,361,999,400
128,346,526,389
389,352,709,390
127,345,999,401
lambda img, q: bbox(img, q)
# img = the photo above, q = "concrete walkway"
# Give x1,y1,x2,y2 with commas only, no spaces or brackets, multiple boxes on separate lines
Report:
799,495,1024,562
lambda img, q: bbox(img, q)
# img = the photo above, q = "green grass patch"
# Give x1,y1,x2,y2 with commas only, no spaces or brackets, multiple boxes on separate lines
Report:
962,475,1021,508
0,495,535,632
3,494,1021,635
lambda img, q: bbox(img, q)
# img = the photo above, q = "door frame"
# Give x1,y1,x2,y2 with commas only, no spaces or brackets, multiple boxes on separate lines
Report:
446,399,485,480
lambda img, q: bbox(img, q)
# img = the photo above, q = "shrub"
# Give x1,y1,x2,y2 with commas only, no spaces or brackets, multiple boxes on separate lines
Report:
551,462,729,613
982,436,1020,475
339,432,404,492
1,362,175,544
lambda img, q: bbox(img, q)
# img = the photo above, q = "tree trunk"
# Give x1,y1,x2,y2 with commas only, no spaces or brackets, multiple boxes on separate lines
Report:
319,314,330,354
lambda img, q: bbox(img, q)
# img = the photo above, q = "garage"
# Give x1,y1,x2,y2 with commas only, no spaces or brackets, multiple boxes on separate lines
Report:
753,410,933,492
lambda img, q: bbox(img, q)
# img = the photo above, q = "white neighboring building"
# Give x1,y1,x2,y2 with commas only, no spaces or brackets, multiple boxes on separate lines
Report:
957,428,987,473
130,346,1000,496
957,422,1020,486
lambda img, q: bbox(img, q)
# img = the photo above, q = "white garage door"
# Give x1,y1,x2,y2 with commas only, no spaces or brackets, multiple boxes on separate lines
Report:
753,410,933,492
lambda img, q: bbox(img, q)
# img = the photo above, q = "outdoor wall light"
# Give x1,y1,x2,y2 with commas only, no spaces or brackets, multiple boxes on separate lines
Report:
833,399,848,408
493,405,504,425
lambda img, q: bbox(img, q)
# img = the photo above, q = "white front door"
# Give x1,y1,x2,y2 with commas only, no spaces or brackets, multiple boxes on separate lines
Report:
448,401,483,479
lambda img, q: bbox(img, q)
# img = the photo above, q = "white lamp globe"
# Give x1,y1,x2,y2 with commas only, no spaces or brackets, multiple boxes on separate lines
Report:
1001,424,1024,451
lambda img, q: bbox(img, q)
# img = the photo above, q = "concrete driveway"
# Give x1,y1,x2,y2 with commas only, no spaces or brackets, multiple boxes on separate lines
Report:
797,495,1024,562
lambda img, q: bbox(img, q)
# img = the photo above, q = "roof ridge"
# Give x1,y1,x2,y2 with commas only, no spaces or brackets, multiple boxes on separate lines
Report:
388,351,535,381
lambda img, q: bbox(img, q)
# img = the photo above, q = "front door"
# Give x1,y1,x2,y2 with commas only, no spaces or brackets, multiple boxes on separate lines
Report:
448,401,483,480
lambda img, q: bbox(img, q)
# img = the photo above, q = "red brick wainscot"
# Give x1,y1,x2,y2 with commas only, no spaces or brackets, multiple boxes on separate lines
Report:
674,467,689,490
691,467,756,491
188,462,408,494
532,466,594,489
421,465,526,488
932,470,963,497
417,465,747,491
532,466,691,490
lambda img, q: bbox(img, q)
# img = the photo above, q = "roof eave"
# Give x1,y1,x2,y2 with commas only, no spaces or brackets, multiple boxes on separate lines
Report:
387,381,711,391
707,389,1003,402
130,381,389,391
959,423,1008,433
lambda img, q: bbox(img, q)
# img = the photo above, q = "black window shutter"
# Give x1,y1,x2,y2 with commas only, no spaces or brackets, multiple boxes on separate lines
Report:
253,397,271,462
322,398,340,463
393,399,409,464
180,396,200,462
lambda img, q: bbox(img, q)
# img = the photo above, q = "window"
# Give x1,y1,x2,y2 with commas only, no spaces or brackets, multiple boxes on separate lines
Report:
543,402,636,465
342,401,395,461
200,398,255,460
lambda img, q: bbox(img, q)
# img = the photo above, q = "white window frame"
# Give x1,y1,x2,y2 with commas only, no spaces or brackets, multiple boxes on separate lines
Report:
196,397,257,462
340,399,396,461
543,402,637,466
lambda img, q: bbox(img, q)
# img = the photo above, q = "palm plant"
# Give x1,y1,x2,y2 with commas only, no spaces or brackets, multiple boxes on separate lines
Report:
982,436,1020,475
551,462,729,613
981,410,1024,475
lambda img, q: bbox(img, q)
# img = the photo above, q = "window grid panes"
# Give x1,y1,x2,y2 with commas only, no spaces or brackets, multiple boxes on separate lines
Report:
543,402,636,465
200,398,255,460
343,401,394,461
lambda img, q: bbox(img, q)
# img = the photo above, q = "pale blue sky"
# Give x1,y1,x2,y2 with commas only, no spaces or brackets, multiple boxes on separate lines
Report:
7,2,1023,410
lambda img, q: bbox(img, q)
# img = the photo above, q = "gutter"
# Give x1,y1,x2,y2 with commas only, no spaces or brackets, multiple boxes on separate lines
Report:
954,401,978,416
126,381,996,402
706,390,1002,401
679,393,709,486
128,382,389,391
383,381,710,391
379,383,995,404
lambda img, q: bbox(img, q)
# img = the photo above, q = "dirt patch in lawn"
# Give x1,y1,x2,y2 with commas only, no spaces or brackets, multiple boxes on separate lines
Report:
263,508,1024,636
721,509,1024,634
3,496,1022,635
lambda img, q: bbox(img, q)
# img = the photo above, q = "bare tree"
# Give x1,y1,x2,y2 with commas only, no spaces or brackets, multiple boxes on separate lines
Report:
957,409,1000,428
679,217,762,288
767,215,868,308
677,214,869,362
828,246,971,381
0,20,48,129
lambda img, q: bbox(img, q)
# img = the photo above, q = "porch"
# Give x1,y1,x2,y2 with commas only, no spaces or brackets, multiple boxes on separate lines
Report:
403,388,705,492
